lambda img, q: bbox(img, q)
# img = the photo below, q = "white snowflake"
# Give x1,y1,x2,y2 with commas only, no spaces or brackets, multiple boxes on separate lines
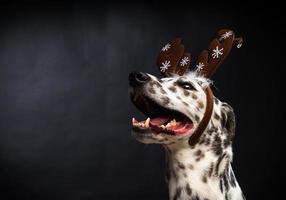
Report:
160,60,171,72
211,46,224,59
162,43,171,51
180,56,189,66
196,62,205,71
220,31,232,40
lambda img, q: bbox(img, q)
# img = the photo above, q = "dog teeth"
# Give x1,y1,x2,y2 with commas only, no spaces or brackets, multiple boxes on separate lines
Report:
170,119,177,126
145,117,150,127
160,125,166,129
132,117,150,129
164,119,177,128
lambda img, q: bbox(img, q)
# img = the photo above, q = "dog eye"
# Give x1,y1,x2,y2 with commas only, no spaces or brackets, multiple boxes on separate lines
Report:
179,82,196,90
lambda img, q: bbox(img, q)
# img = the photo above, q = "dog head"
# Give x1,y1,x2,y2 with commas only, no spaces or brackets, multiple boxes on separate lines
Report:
129,29,241,147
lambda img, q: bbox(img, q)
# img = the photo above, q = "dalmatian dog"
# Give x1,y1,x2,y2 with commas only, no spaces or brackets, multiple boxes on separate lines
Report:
128,30,245,200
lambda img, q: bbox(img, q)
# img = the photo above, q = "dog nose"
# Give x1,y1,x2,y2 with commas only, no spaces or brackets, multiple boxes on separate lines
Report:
129,71,150,87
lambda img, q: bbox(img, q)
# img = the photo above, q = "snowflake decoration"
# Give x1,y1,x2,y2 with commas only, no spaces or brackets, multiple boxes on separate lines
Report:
180,56,189,66
162,43,171,52
220,31,232,40
160,60,171,72
196,62,205,71
211,46,224,59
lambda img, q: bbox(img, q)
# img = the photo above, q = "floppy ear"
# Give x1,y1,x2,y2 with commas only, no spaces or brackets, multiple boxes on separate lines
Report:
221,103,236,136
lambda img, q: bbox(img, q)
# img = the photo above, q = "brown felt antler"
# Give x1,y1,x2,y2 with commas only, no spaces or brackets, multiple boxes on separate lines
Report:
195,29,243,78
156,38,191,77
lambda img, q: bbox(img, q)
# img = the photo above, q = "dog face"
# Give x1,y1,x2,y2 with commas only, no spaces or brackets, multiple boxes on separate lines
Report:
129,71,214,145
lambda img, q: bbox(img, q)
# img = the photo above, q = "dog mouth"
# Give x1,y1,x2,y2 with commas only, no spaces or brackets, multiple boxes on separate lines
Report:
130,92,193,136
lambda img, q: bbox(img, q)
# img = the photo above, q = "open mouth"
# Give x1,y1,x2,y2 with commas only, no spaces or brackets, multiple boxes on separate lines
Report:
130,92,193,136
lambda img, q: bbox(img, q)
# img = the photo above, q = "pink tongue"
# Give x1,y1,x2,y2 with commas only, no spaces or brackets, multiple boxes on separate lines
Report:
150,117,193,135
167,122,193,135
150,117,170,127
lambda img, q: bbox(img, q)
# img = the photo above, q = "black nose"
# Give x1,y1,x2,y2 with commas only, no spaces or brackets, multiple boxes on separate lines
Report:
129,71,150,87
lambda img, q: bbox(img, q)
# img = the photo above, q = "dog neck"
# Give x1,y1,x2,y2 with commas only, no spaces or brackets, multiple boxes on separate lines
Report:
164,124,244,200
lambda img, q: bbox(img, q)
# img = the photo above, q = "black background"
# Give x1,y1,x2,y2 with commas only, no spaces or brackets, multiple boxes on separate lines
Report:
0,1,284,200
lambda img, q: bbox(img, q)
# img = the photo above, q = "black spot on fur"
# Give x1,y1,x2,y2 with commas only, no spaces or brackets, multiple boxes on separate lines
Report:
215,153,227,176
161,97,170,105
212,134,222,155
160,88,167,94
199,134,206,145
204,138,211,145
192,93,198,100
154,81,162,88
225,112,235,135
202,175,207,183
176,96,181,100
214,98,219,105
197,101,204,109
221,104,235,134
194,115,200,123
196,153,205,162
220,106,236,148
192,195,200,200
173,187,182,200
183,101,189,106
195,150,202,156
208,163,214,177
189,164,194,170
185,183,192,196
194,149,205,161
148,87,156,94
223,135,232,148
214,112,220,120
208,126,218,134
184,90,190,96
219,179,224,193
221,113,227,127
168,86,177,92
177,162,185,170
223,171,230,192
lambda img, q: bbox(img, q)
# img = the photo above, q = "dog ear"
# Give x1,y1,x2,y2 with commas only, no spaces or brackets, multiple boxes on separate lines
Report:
221,103,236,135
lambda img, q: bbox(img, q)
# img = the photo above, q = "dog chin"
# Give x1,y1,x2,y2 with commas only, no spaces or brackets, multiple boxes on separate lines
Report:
132,128,194,145
132,131,155,144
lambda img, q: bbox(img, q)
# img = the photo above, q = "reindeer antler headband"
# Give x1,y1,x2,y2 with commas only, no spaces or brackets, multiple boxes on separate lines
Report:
156,29,243,145
157,29,243,78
